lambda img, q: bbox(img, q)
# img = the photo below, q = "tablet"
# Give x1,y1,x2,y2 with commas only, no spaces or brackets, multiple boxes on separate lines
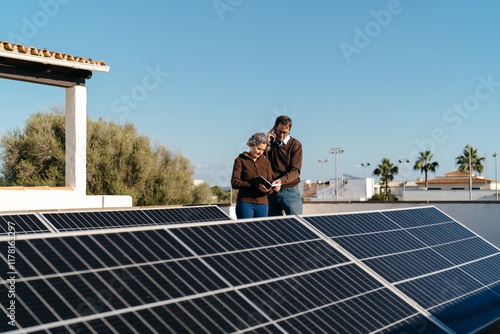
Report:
248,176,273,188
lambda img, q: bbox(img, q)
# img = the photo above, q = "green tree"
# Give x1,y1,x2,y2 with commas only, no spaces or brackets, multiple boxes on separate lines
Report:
0,107,211,206
373,158,399,201
455,146,484,175
413,150,439,190
371,191,397,201
211,186,230,203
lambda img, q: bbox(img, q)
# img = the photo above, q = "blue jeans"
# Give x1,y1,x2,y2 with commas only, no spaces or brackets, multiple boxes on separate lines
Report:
236,201,269,219
268,185,303,216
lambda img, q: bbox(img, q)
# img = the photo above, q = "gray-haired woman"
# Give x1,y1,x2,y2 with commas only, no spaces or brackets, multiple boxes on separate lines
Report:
231,133,279,218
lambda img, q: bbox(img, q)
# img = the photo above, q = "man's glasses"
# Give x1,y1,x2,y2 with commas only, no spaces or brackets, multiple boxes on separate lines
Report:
276,129,290,135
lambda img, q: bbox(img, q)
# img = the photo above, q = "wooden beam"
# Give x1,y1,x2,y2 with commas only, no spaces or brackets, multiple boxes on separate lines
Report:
0,64,88,87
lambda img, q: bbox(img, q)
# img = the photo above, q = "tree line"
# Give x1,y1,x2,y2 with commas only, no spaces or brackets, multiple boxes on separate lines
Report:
374,148,485,201
0,108,232,206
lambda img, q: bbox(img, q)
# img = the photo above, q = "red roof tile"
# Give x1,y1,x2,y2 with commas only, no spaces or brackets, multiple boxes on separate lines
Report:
0,41,108,68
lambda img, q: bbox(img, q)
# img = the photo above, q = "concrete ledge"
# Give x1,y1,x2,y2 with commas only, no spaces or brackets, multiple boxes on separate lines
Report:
0,189,132,212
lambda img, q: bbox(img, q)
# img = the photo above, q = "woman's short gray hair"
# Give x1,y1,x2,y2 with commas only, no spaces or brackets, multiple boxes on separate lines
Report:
247,132,270,151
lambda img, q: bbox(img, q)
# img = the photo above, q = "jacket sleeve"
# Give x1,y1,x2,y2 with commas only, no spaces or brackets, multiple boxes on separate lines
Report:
266,159,274,194
231,157,251,189
278,141,302,185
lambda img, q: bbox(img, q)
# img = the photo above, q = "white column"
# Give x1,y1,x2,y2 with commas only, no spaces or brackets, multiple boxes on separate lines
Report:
65,85,87,194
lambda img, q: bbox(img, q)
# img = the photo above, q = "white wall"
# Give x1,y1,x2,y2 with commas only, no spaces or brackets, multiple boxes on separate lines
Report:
0,190,132,212
403,190,499,201
310,178,374,202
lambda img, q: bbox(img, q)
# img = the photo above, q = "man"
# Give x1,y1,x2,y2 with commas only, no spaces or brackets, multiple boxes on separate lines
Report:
266,115,303,216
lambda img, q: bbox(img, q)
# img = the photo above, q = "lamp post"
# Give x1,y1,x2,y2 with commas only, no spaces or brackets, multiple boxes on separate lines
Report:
318,158,329,201
494,152,498,201
466,143,473,201
398,159,409,201
329,148,344,201
358,162,370,201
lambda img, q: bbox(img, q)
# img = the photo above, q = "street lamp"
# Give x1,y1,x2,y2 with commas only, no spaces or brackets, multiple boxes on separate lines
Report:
493,152,498,201
329,148,344,201
398,159,409,201
357,163,370,201
466,143,473,201
318,158,329,201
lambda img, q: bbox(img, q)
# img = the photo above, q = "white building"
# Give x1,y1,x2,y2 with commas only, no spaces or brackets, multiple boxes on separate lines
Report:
0,41,131,212
375,171,500,201
305,176,375,202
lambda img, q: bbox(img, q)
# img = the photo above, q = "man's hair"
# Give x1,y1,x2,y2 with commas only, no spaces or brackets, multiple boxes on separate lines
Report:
274,115,292,129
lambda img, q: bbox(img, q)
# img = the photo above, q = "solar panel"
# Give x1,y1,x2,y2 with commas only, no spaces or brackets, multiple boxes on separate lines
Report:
40,205,230,232
0,214,50,235
0,215,437,333
302,206,500,333
1,206,498,333
143,205,230,225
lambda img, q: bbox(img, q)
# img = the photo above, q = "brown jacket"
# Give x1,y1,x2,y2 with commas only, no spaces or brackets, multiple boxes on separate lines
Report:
231,152,273,204
267,137,302,188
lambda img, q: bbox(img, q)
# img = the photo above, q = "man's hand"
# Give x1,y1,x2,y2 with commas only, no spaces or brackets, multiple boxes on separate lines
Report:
267,129,276,142
272,179,281,192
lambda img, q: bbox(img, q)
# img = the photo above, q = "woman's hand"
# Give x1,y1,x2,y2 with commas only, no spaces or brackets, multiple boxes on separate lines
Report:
258,183,271,193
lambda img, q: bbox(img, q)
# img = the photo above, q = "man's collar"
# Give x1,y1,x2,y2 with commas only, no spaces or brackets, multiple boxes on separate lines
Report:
274,135,291,146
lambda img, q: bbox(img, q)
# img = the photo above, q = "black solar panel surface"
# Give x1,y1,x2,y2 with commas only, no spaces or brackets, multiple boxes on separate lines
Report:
0,214,49,235
0,214,442,334
41,205,230,232
303,206,500,334
2,206,498,333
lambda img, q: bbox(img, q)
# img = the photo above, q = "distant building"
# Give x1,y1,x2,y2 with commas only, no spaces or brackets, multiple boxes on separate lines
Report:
415,170,498,190
303,176,374,202
379,171,500,201
193,180,206,186
375,178,420,201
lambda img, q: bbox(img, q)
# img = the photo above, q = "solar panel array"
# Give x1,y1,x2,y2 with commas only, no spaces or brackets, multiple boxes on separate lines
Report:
302,207,500,333
1,206,499,333
0,205,230,235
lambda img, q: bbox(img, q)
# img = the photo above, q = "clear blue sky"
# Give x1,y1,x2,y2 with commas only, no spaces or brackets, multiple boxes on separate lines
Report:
2,1,500,187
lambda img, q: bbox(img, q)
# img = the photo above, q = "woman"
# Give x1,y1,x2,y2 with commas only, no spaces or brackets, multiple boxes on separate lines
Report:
231,132,278,219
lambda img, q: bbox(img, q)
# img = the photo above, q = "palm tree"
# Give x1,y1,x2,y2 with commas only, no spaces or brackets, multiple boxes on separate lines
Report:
456,146,484,175
373,158,399,201
413,150,439,190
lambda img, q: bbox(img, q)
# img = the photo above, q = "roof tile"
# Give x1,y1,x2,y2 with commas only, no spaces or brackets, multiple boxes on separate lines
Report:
0,41,107,66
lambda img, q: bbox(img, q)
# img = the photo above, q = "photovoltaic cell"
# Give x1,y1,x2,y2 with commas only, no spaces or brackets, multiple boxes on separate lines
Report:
0,214,48,235
432,237,499,265
377,314,449,334
363,248,455,283
305,211,399,237
382,206,453,228
333,229,427,259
